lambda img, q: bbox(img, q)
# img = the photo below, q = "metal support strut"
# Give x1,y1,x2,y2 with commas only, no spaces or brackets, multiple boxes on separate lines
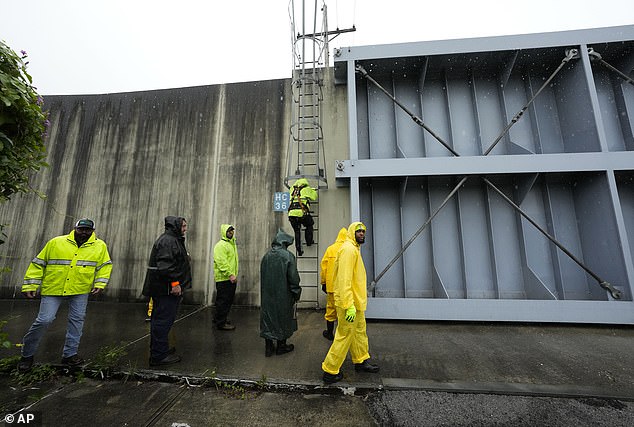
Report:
588,48,634,87
360,49,622,300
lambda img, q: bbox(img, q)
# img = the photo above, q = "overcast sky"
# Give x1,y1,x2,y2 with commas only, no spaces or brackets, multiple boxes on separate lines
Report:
2,0,633,95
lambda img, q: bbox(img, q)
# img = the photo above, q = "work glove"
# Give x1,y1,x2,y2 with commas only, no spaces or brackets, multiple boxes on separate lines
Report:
345,305,356,322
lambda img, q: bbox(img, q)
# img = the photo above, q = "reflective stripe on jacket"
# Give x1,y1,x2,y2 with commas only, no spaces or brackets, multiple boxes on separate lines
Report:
333,222,367,311
320,227,348,293
22,231,112,296
213,224,239,282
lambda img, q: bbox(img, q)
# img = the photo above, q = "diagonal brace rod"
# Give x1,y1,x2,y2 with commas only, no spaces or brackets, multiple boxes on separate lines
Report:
361,50,620,299
370,176,468,293
482,178,621,299
356,64,460,157
588,48,634,87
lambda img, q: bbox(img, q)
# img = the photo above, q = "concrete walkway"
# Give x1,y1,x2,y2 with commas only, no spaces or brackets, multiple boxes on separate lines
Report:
1,299,633,400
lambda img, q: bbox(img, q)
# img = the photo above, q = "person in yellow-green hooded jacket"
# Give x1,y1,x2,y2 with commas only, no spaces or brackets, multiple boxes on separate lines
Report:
17,218,112,372
213,224,239,330
321,221,380,384
287,178,317,256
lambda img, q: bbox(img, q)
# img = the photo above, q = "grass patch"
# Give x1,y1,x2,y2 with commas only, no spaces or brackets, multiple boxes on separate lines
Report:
10,364,57,386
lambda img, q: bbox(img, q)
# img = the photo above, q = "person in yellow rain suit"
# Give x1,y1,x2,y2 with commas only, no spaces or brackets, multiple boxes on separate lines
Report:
321,222,380,384
287,178,317,256
319,227,348,341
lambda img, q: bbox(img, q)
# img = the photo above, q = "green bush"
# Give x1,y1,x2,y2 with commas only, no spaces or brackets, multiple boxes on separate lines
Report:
0,40,48,203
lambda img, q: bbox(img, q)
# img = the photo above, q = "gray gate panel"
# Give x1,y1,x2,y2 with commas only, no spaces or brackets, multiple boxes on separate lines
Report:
519,185,558,298
555,57,602,153
368,77,397,159
337,26,634,323
421,79,453,158
371,179,405,298
356,79,370,160
429,176,465,298
543,176,590,300
621,82,634,150
575,173,629,300
503,71,535,154
359,180,375,282
473,77,506,155
394,77,426,158
616,172,634,275
529,73,565,154
458,180,495,298
402,177,433,298
594,69,629,151
487,179,526,299
447,77,479,156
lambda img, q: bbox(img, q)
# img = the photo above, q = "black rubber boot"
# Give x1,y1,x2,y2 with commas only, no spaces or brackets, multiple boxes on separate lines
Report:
265,339,275,357
323,371,343,384
322,321,334,341
354,360,380,373
276,340,294,355
17,356,34,372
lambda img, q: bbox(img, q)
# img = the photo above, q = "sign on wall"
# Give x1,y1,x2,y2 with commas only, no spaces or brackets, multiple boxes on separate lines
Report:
273,192,290,212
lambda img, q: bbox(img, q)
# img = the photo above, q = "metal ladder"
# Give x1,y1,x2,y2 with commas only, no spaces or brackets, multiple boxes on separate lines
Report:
286,1,329,308
286,1,355,306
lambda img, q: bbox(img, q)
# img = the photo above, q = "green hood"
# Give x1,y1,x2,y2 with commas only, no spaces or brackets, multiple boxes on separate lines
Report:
272,229,294,249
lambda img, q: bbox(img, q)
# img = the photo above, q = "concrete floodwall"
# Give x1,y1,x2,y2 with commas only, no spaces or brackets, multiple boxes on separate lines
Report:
0,80,293,306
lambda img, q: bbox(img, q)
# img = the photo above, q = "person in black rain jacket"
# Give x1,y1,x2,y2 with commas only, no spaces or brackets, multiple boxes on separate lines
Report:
143,216,192,366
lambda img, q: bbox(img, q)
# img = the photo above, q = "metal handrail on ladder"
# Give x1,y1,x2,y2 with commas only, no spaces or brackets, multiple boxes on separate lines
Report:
285,0,332,190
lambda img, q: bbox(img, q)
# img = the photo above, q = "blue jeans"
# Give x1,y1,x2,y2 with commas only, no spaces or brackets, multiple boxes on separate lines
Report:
21,293,90,359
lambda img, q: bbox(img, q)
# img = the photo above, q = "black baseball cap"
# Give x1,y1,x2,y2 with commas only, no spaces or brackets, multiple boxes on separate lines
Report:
75,218,95,229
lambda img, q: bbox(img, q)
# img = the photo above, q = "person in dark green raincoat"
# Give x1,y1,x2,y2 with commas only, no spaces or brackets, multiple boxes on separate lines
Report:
259,229,302,357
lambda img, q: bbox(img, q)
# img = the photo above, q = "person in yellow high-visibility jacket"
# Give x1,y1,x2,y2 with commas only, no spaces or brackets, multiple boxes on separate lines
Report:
213,224,239,331
319,227,348,341
287,178,317,256
18,218,112,371
321,222,380,384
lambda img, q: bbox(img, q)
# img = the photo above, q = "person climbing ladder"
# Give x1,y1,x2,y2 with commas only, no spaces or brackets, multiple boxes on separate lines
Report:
287,178,317,256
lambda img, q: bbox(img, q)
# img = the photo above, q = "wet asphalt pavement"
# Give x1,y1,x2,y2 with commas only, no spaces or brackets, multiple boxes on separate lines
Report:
1,299,633,426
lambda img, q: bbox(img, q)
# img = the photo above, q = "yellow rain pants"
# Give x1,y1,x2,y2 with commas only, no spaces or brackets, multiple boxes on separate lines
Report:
324,292,336,322
321,306,370,374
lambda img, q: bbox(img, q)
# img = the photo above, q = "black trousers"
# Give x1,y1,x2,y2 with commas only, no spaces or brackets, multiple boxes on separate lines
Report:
150,294,180,360
214,280,236,326
289,214,314,252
